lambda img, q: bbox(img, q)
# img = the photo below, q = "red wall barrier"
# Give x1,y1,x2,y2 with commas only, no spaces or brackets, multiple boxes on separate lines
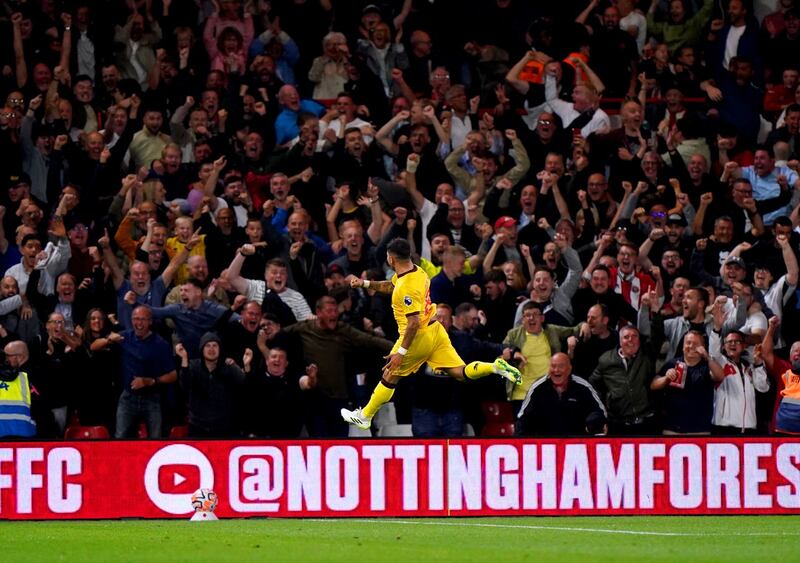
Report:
0,438,798,519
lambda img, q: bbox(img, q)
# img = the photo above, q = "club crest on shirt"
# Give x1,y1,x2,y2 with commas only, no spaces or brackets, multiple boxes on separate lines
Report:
403,296,413,306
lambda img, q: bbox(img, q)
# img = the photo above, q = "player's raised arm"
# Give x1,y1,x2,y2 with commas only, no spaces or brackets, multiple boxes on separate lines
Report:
350,276,394,294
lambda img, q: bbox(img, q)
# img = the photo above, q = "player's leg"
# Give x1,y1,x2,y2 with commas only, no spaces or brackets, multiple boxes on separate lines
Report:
467,357,522,384
363,374,400,418
342,335,432,429
341,374,400,430
428,323,522,384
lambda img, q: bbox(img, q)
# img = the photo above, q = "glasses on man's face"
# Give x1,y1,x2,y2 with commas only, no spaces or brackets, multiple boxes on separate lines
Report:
432,74,450,80
651,211,667,218
724,339,743,345
8,98,23,104
538,119,553,126
48,319,65,325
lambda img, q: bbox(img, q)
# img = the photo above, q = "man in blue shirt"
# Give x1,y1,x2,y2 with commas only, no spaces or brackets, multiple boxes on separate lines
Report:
150,278,238,358
116,306,177,438
430,245,479,310
99,229,191,329
732,145,800,226
274,85,324,145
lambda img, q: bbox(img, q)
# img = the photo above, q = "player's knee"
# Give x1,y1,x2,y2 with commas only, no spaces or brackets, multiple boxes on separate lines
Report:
446,366,465,381
381,376,399,388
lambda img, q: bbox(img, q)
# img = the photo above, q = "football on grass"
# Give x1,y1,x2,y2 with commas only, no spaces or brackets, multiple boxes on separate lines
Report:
191,489,218,513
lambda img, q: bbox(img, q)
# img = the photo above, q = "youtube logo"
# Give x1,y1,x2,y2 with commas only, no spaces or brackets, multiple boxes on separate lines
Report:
144,445,214,514
158,464,200,494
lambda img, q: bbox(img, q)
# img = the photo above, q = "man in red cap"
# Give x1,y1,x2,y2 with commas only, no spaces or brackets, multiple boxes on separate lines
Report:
481,215,521,270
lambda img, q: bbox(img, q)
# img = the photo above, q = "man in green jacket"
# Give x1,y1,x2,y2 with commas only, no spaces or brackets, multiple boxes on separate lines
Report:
503,301,583,410
589,325,658,435
646,0,714,54
285,295,393,437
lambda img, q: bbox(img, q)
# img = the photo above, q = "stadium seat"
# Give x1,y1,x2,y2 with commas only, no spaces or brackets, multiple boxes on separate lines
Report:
373,402,398,429
481,401,515,423
348,425,372,437
481,422,516,437
64,425,110,440
169,425,189,438
138,422,148,438
376,424,414,437
758,115,773,144
67,411,81,428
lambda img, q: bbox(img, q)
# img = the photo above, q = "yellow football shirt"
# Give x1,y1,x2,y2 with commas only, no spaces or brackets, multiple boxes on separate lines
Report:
514,331,551,401
391,266,436,335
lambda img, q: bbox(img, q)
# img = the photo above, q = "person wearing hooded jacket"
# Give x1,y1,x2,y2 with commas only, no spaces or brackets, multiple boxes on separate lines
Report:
176,332,251,437
708,305,769,434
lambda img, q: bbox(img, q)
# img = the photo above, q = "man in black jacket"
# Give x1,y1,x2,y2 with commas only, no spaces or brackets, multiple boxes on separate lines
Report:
176,332,251,438
516,352,606,437
449,303,513,430
243,346,315,438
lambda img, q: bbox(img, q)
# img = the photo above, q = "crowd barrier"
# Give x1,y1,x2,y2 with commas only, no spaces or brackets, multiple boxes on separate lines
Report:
0,438,798,519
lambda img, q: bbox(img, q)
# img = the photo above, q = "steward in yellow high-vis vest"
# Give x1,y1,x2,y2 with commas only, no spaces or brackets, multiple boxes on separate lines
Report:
0,370,37,438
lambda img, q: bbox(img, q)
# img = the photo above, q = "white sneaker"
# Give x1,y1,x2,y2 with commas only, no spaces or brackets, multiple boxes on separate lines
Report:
341,407,372,430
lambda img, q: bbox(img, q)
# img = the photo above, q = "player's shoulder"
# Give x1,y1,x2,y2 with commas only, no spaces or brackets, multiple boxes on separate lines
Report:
407,266,429,288
395,265,422,284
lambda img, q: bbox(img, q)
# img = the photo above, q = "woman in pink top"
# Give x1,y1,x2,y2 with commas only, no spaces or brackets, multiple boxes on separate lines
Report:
210,27,247,74
203,0,254,60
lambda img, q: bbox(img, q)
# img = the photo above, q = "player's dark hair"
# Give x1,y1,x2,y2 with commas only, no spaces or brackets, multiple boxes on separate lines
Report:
387,238,412,261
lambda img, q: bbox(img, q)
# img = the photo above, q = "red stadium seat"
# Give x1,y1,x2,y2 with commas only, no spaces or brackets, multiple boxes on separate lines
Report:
481,422,515,437
64,425,110,440
481,401,515,423
169,425,189,438
138,422,148,438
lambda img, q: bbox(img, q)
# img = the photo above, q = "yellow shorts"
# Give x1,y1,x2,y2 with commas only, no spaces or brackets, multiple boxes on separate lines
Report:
391,321,464,377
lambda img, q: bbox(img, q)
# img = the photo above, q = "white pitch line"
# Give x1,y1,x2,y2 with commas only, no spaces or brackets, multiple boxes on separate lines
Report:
304,518,800,537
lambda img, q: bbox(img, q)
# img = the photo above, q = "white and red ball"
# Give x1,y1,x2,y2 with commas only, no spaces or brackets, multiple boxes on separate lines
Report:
191,488,218,513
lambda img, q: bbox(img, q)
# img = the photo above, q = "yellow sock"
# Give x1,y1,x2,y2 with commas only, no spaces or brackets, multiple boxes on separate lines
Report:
464,361,497,380
362,381,396,418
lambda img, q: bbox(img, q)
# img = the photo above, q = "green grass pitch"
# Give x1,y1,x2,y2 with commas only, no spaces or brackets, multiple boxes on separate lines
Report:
3,516,799,562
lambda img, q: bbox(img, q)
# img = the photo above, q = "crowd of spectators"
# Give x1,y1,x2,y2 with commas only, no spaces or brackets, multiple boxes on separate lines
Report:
1,0,800,440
